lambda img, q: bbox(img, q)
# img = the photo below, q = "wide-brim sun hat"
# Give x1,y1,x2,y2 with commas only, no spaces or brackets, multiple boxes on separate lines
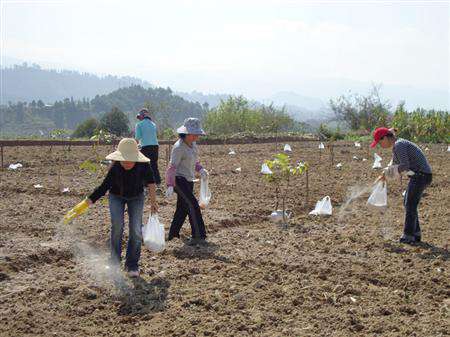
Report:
176,117,206,135
106,138,150,162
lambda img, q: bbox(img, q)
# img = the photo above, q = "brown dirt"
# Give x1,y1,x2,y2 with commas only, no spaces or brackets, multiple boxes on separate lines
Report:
0,141,449,337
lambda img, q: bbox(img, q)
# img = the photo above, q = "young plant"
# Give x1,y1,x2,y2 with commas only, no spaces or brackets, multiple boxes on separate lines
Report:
262,153,308,227
82,129,114,179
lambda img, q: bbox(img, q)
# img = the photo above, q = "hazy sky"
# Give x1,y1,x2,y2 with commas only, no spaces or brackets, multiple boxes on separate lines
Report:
1,0,449,102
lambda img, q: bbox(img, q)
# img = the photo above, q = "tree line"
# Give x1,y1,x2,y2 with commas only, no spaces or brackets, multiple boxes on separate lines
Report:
0,85,205,136
329,86,449,143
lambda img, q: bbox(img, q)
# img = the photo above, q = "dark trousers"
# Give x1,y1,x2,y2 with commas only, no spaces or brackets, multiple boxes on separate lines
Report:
403,173,432,238
169,176,206,239
141,145,161,185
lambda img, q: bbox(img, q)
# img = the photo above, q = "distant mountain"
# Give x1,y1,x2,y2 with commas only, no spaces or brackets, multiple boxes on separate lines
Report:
263,91,326,111
1,63,151,104
285,78,450,111
176,91,231,108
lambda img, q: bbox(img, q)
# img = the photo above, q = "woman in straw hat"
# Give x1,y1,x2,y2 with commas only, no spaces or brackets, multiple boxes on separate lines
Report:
165,118,209,245
86,138,158,277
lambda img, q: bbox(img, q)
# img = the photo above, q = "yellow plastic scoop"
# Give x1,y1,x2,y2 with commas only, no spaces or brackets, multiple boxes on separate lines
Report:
63,199,89,224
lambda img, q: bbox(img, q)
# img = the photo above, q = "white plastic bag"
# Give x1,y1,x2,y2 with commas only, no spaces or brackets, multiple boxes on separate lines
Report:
8,163,23,170
372,153,382,169
319,142,325,149
309,196,333,215
367,181,387,207
336,163,343,169
228,149,236,155
354,142,361,147
261,163,273,175
447,145,450,152
199,175,212,208
143,215,166,253
270,210,292,223
284,144,292,153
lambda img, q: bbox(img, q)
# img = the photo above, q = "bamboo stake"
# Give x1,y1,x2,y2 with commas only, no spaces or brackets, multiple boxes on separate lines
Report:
306,169,309,207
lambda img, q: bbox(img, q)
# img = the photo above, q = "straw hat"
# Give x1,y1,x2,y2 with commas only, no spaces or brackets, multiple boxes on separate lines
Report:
176,118,206,135
106,138,150,162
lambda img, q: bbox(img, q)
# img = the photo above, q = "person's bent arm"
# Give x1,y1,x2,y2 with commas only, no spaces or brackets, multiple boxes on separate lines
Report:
88,166,114,203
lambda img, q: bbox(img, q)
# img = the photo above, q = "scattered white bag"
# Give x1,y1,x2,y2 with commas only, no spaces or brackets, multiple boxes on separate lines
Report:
284,144,292,153
62,188,70,193
34,184,43,189
367,181,387,207
309,196,333,215
447,145,450,152
270,210,292,223
353,156,358,160
199,175,212,208
372,153,382,169
143,214,166,253
354,142,361,147
319,143,325,149
261,163,273,175
8,163,23,170
336,163,343,169
362,158,367,162
235,167,242,173
228,149,236,155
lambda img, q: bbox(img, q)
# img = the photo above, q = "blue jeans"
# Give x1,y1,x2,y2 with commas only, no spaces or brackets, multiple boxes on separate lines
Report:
403,173,432,238
109,193,144,271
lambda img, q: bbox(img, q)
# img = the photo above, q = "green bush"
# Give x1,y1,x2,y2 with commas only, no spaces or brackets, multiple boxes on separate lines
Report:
391,103,449,143
203,96,295,135
317,124,345,141
72,118,99,138
99,107,129,136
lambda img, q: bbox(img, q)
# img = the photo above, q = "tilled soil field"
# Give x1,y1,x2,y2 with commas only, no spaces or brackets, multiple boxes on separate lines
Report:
0,141,449,337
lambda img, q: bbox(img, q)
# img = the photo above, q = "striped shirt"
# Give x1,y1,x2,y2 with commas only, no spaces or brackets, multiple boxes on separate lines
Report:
392,138,432,174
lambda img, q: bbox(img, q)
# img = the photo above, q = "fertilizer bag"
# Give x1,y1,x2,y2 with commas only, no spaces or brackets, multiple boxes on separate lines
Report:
199,175,212,208
367,181,387,207
143,215,166,253
309,196,333,215
372,153,382,169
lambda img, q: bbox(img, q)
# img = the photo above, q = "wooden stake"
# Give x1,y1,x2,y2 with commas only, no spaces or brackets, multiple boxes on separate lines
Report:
329,143,334,167
1,145,3,171
209,144,213,172
305,169,309,207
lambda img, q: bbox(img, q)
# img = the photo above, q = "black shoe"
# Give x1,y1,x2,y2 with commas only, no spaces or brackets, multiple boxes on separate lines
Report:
414,236,421,243
186,237,207,246
167,234,180,241
399,236,418,245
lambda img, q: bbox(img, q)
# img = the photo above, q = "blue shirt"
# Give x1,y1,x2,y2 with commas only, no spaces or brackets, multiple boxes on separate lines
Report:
135,118,158,146
392,138,432,174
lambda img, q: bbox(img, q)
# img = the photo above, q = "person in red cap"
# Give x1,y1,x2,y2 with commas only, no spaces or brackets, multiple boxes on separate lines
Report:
371,127,432,244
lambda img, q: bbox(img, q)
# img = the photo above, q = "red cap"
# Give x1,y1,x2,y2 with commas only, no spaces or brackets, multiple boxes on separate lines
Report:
370,127,390,148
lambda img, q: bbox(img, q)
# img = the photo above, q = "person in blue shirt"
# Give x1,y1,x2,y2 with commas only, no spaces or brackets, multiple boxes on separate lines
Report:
135,109,161,186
